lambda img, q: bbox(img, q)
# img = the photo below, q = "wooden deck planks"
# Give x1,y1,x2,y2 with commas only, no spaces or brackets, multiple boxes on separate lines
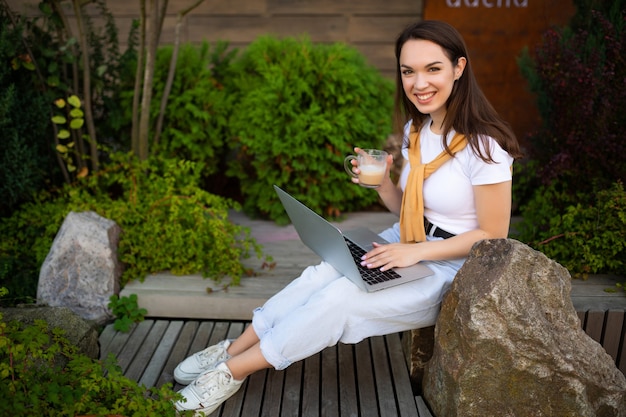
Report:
99,319,433,417
302,353,321,416
156,321,199,388
388,336,420,417
282,360,304,417
139,320,184,387
371,336,402,417
354,341,379,417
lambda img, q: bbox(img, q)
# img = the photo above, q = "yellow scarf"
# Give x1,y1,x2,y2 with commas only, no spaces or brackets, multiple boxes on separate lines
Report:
399,126,468,243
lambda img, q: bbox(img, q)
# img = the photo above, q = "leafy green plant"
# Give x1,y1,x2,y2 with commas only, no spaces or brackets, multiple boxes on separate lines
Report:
0,287,192,416
0,152,265,305
224,35,395,223
517,181,626,278
108,294,147,332
52,94,88,176
85,153,265,285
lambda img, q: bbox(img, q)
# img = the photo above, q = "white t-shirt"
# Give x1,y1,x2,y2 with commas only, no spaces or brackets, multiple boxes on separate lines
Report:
399,120,513,235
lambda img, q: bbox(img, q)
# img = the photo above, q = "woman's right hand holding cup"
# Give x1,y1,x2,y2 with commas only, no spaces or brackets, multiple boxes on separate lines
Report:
344,147,392,189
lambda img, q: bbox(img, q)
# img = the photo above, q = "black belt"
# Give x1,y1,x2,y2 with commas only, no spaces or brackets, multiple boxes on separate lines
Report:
424,219,455,239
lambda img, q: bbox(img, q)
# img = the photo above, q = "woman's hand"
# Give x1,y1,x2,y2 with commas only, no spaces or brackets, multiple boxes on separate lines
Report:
360,242,422,271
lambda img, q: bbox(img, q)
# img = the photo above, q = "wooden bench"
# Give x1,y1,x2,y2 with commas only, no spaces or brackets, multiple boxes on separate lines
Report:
99,318,434,417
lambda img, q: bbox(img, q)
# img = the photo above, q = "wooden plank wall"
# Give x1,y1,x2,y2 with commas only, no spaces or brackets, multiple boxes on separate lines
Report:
6,0,424,78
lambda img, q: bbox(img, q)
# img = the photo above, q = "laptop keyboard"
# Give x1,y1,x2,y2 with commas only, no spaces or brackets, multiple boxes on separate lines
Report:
344,238,402,285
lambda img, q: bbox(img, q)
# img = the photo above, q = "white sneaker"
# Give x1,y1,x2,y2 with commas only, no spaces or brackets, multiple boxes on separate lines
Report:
174,340,232,385
174,362,244,415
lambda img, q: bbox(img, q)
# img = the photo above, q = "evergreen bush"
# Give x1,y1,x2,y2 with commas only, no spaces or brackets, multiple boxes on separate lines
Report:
225,35,395,223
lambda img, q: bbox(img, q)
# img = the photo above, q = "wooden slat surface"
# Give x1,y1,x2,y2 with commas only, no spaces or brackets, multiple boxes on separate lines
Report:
99,319,433,417
604,311,625,366
578,310,626,374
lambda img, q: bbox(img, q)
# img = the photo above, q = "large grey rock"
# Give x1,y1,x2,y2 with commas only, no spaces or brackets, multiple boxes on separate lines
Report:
37,211,122,324
423,239,626,417
1,305,99,362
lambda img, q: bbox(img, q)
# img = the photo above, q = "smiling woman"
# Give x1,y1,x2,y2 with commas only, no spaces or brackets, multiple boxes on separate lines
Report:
169,20,523,417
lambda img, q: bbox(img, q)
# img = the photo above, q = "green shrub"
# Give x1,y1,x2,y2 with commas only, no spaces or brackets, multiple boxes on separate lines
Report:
0,153,264,304
135,42,237,179
517,181,625,277
80,153,264,285
225,35,395,223
0,295,192,416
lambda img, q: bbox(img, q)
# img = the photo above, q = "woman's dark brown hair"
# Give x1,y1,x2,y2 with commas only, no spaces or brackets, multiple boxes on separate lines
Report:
394,20,523,161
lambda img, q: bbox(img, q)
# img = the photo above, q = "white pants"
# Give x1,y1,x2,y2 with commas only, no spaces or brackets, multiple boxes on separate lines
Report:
251,223,466,370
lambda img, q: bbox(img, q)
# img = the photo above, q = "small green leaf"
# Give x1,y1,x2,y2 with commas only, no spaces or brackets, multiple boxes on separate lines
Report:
69,118,84,129
57,129,70,139
69,108,84,118
56,144,68,153
51,115,66,124
67,95,81,108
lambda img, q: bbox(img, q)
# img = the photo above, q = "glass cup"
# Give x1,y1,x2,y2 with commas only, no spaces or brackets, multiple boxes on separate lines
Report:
343,149,388,188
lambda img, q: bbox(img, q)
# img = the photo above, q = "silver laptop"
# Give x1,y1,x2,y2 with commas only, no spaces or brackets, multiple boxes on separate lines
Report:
274,185,433,292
